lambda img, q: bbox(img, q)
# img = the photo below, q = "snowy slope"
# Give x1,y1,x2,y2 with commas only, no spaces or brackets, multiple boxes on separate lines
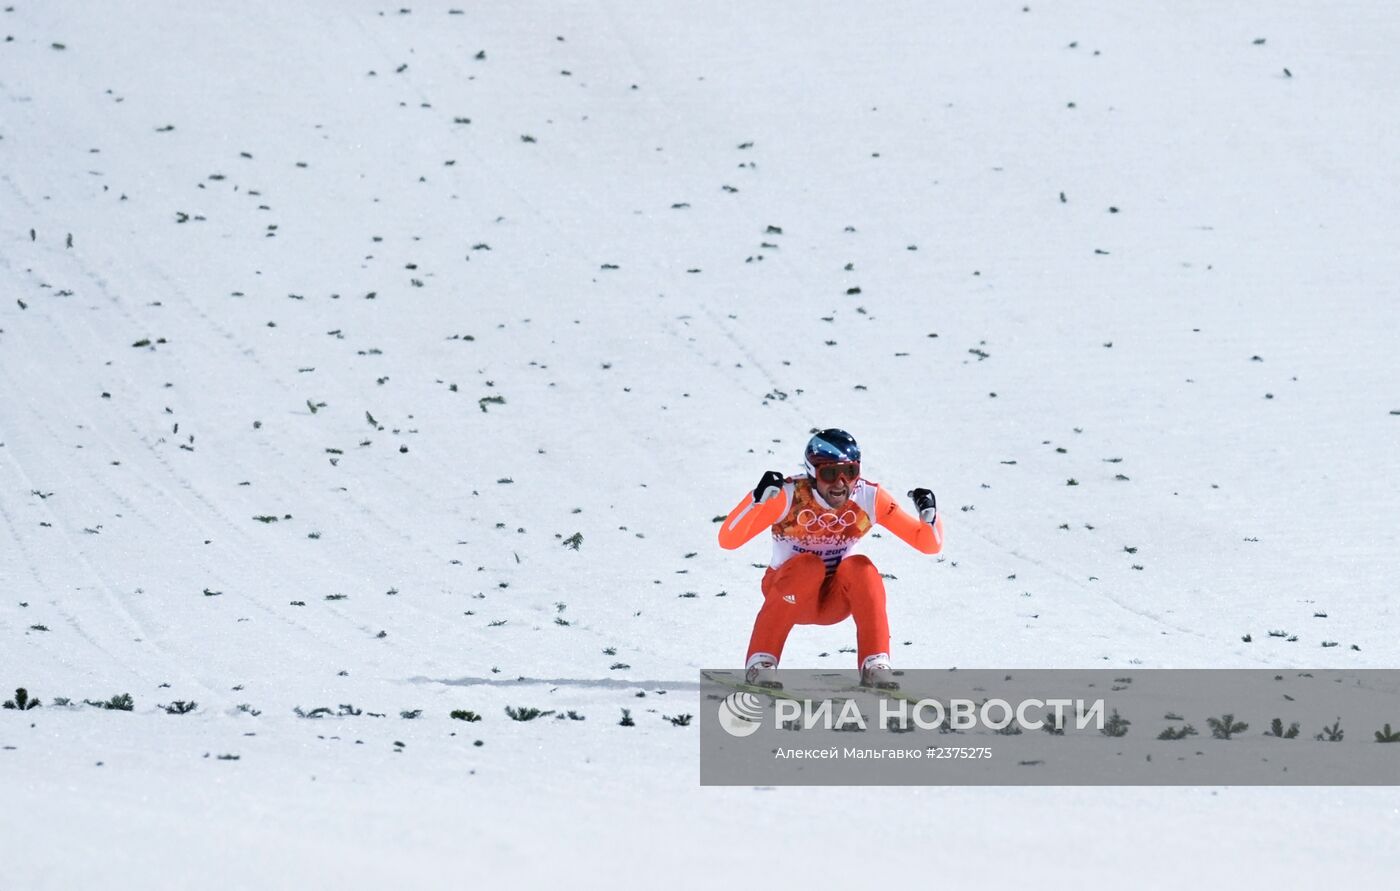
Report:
3,1,1399,888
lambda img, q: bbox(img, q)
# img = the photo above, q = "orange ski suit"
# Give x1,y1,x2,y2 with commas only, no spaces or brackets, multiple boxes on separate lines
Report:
718,476,943,667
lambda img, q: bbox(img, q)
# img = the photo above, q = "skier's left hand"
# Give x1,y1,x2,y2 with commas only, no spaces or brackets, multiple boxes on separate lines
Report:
907,488,937,525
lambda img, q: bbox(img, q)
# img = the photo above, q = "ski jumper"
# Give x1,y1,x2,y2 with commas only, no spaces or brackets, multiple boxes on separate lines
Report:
717,476,944,667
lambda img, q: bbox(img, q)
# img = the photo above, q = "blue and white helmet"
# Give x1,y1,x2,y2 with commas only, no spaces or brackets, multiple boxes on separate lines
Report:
804,428,860,477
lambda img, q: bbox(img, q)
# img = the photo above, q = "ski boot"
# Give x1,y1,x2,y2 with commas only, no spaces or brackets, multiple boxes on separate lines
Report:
860,654,899,690
745,655,782,689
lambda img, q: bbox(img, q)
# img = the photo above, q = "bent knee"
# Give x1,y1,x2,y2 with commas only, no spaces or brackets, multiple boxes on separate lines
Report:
790,553,826,570
836,555,884,593
778,553,827,580
764,553,827,597
838,554,877,574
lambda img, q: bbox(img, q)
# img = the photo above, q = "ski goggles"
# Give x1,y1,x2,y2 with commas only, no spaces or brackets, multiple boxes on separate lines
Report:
812,462,860,483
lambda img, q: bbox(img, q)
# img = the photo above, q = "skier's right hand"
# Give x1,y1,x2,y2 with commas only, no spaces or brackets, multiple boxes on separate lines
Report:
754,470,784,504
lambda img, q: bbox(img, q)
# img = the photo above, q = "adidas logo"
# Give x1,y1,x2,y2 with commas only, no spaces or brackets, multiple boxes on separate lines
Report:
782,594,797,604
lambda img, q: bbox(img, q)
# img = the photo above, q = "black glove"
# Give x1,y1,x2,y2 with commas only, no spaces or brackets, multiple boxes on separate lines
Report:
907,488,937,525
754,470,784,503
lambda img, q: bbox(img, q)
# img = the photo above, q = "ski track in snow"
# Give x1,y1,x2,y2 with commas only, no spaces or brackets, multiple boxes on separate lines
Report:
415,675,702,692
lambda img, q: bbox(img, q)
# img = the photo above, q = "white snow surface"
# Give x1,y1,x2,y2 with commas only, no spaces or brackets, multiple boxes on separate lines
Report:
3,1,1399,887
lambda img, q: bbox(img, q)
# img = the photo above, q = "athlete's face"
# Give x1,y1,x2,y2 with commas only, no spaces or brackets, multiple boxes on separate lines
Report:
813,469,854,508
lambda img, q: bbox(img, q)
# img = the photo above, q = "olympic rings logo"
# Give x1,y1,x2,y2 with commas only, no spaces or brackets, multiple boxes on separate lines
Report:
796,508,857,531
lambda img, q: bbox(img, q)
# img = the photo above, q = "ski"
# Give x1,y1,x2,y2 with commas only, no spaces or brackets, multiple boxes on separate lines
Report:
701,670,851,703
836,683,929,705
